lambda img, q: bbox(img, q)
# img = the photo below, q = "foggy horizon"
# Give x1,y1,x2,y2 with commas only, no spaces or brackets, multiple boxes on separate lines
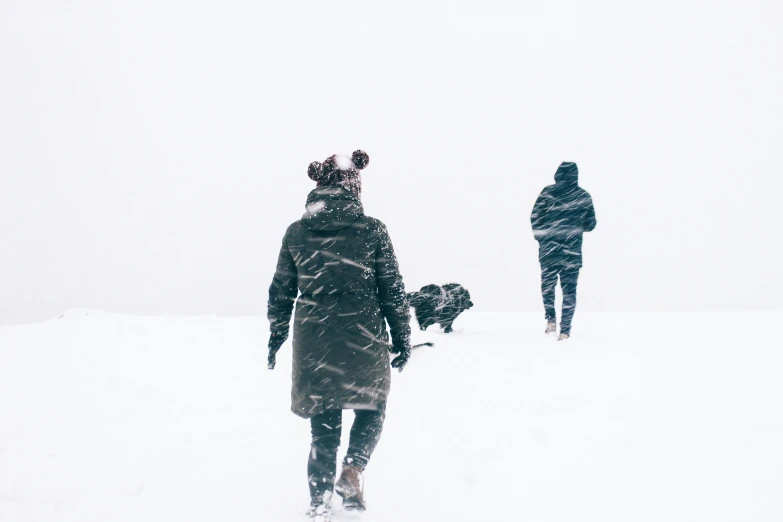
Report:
2,1,781,324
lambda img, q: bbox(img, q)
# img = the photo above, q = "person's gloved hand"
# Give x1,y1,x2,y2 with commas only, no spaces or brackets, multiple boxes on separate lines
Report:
390,336,411,372
267,330,288,370
391,349,410,371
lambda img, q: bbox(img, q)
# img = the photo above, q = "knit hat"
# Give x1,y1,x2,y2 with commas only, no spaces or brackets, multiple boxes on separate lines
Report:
308,150,370,199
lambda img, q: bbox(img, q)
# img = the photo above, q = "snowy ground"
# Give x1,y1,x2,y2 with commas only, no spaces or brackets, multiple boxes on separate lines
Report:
1,310,781,521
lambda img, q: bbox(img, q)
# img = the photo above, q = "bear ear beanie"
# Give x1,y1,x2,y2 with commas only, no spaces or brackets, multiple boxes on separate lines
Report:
308,150,370,199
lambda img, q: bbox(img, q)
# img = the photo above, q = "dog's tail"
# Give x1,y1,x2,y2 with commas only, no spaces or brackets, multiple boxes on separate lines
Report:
411,342,434,350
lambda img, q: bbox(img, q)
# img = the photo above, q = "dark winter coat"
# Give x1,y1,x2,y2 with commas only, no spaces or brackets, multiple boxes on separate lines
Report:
268,186,411,419
530,162,597,269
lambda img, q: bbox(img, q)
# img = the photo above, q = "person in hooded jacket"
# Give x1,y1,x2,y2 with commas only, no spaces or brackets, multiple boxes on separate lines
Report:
530,162,597,340
267,150,411,517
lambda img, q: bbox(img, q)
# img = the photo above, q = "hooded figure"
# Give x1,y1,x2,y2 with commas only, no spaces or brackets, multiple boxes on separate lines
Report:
267,149,410,515
530,162,597,339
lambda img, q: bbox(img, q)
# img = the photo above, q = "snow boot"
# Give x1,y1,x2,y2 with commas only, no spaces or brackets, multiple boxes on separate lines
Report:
335,464,366,511
306,493,332,521
545,321,557,335
558,333,570,341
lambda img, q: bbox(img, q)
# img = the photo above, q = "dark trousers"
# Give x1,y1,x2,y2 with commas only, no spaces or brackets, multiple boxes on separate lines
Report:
308,404,386,501
541,265,580,335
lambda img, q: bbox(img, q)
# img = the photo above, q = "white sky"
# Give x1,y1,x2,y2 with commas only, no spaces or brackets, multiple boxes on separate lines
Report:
1,1,781,324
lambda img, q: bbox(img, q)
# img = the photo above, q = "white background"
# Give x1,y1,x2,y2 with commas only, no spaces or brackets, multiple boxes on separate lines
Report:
2,1,781,324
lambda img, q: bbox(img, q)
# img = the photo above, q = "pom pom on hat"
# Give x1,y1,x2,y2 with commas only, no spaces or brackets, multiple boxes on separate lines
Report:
351,150,369,170
308,161,324,181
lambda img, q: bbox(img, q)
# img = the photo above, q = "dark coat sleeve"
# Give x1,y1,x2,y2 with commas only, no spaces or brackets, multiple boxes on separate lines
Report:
530,188,549,241
583,193,597,233
374,224,411,349
267,231,298,333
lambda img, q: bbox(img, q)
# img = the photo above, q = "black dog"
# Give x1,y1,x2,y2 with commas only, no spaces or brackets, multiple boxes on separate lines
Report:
407,284,474,333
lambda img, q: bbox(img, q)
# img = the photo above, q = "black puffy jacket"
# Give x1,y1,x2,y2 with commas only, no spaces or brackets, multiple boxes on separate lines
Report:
531,162,597,268
268,186,410,418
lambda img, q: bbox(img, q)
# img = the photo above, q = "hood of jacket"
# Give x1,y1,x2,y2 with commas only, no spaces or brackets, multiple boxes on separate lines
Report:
301,186,364,232
554,162,579,185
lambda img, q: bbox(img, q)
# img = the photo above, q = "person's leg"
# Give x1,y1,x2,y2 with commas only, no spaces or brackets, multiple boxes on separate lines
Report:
344,403,387,470
559,268,581,336
335,404,387,510
308,409,343,504
541,265,559,323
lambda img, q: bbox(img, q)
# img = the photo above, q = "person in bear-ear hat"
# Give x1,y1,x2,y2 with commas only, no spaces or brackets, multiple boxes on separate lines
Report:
266,149,411,516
